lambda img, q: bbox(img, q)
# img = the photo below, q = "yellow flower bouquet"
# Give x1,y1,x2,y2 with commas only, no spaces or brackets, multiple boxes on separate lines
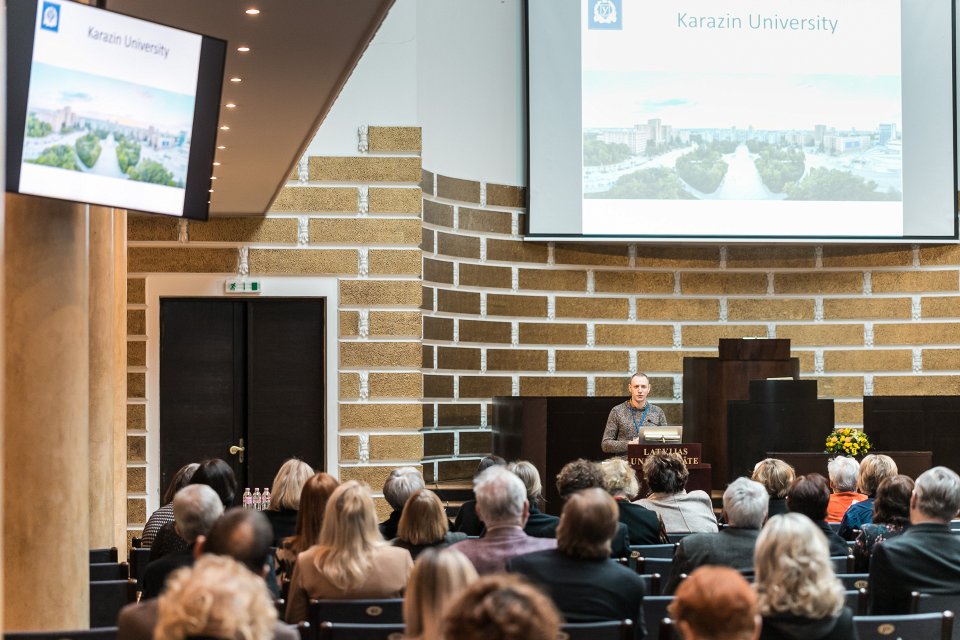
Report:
824,427,871,457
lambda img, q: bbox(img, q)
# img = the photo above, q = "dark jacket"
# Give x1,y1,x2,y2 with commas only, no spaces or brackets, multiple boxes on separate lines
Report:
529,514,631,559
392,531,468,561
767,497,789,518
453,500,484,536
759,608,855,640
664,527,760,594
869,522,960,614
525,502,560,539
379,509,402,540
816,520,850,557
141,546,195,599
616,499,663,545
264,508,298,547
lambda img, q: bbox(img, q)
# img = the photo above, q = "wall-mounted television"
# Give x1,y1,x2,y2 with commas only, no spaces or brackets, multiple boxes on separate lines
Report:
526,0,959,242
6,0,226,220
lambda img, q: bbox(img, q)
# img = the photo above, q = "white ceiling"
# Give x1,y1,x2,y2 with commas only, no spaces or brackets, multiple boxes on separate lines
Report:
106,0,395,216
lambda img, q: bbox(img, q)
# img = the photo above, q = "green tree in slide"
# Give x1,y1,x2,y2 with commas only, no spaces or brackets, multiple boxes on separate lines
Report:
116,139,142,174
675,144,728,193
127,159,176,186
589,167,694,199
75,133,102,169
26,114,52,138
786,167,902,201
584,138,632,166
750,142,805,193
29,145,81,171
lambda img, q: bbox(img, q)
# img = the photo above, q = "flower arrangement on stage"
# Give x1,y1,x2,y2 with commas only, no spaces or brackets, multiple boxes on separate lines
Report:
825,427,871,457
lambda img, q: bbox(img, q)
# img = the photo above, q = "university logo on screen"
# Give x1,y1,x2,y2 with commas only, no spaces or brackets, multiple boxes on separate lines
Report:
41,2,60,32
589,0,622,30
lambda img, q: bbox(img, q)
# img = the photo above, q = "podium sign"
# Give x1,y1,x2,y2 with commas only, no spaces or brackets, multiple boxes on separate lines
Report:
628,443,702,468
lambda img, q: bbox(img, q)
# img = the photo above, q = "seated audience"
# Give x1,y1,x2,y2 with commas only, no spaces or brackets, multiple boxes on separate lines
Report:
754,513,854,640
635,453,718,534
751,458,795,519
507,487,647,639
141,484,224,599
142,462,198,548
403,548,478,640
825,456,866,523
191,457,240,508
154,555,276,640
454,455,506,536
284,480,414,623
869,466,960,614
380,466,425,540
276,472,339,589
600,457,664,545
507,460,559,538
665,477,767,594
440,574,562,640
120,509,296,640
853,474,913,572
785,473,847,556
668,566,760,640
450,465,556,574
264,458,314,546
393,489,467,560
838,453,898,540
554,459,631,557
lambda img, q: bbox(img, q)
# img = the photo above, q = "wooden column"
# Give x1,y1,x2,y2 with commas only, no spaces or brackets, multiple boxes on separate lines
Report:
113,210,128,555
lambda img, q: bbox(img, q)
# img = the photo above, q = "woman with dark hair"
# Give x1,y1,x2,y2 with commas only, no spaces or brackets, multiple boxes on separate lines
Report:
853,474,914,572
785,473,848,556
276,472,339,591
142,462,198,548
634,453,717,533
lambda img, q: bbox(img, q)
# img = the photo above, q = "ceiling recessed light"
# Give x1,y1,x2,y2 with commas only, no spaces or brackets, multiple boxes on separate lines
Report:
213,162,221,166
217,145,226,150
230,77,242,83
237,46,251,52
220,125,230,130
245,8,260,15
225,103,237,109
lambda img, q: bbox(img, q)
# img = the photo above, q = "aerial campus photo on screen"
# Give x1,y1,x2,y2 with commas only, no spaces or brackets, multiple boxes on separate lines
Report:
583,72,903,202
21,63,194,188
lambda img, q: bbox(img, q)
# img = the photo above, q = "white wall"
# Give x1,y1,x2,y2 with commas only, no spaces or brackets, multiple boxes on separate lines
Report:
306,0,527,187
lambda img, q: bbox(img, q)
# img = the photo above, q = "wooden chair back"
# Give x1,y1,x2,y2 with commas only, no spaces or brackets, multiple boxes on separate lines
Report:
89,548,118,564
558,619,633,640
853,611,954,640
89,580,136,628
836,573,870,591
5,628,118,640
308,599,404,627
316,622,403,640
89,562,129,581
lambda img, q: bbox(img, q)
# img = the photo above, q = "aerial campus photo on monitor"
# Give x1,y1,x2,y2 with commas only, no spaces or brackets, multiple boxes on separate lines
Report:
21,62,194,189
582,71,903,203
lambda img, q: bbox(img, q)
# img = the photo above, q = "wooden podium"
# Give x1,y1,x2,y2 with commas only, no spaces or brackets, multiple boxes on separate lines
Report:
628,442,712,496
683,339,799,487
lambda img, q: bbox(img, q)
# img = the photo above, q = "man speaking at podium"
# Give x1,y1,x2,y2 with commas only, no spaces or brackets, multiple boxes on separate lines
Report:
601,372,668,455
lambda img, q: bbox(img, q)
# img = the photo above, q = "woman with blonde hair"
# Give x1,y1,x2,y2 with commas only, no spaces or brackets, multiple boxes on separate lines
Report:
507,460,559,538
754,513,854,640
155,555,276,640
393,489,467,560
284,480,414,623
600,457,664,544
276,472,339,592
839,453,899,540
752,458,795,518
265,458,314,545
403,548,478,640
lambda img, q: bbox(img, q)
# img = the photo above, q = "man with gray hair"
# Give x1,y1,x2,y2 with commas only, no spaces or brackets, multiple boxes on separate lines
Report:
141,484,224,599
379,466,425,539
664,477,768,594
870,466,960,614
450,465,556,574
826,455,866,522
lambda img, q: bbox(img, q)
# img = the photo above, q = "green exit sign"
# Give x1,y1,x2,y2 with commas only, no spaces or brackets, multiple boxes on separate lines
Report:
224,278,263,294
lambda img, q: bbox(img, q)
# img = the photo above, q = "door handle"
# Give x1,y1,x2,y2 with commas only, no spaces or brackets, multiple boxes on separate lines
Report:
229,438,245,463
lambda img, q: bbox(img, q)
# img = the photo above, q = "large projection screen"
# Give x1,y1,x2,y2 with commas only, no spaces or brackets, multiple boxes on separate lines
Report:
526,0,958,242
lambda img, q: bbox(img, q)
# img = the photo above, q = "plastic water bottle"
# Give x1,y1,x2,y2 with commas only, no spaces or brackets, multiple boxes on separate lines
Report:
252,488,262,511
261,487,271,511
242,488,252,509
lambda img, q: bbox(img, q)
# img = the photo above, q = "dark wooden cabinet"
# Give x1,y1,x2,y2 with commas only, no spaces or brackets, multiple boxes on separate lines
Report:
864,396,960,472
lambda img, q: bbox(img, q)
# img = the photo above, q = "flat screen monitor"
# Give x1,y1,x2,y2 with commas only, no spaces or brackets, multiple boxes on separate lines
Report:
526,0,959,242
6,0,226,219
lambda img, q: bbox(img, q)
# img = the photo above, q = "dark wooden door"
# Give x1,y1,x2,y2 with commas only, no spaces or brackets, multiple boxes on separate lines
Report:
159,298,325,502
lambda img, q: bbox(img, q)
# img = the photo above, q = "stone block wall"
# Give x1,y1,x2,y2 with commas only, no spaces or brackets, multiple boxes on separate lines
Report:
420,170,960,483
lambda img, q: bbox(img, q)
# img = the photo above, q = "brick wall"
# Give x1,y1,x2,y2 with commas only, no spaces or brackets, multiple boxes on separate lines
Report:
420,170,960,482
126,126,424,533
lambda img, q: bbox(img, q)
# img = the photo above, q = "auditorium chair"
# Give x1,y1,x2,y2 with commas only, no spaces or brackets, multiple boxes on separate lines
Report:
844,588,869,615
637,556,674,578
295,621,310,640
629,543,678,559
5,628,118,640
836,573,870,590
829,554,855,573
560,619,633,640
642,596,674,639
308,598,404,628
89,579,136,628
317,622,403,640
912,592,960,640
638,572,662,595
89,548,118,564
666,533,690,544
853,611,954,640
128,547,151,590
89,562,129,581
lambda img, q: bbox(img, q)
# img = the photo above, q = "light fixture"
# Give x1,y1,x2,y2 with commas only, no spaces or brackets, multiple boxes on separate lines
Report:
225,103,237,109
209,189,214,193
211,176,218,180
220,125,230,130
217,145,226,150
230,77,242,83
245,8,260,15
237,46,251,52
213,162,221,166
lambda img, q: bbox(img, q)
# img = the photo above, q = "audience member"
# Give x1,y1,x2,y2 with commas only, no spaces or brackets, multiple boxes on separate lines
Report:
785,473,847,556
141,484,224,599
393,489,467,560
507,488,647,639
635,453,718,534
600,457,664,545
554,459,631,557
153,555,276,640
450,465,556,574
665,477,767,594
403,548,478,640
380,466,425,540
453,455,506,536
751,458,795,519
869,466,960,614
507,460,560,538
838,453,898,540
754,513,854,640
853,474,913,572
191,458,240,509
668,566,760,640
142,462,198,548
264,458,314,546
284,481,413,623
825,456,866,522
439,574,562,640
276,472,339,587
